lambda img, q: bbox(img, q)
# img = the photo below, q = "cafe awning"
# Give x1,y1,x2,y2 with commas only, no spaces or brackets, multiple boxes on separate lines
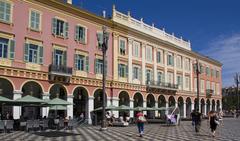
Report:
47,98,72,105
49,105,67,110
15,95,45,104
0,96,13,103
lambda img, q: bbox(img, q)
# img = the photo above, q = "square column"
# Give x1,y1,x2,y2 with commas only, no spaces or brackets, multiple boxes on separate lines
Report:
155,102,158,117
128,38,133,83
107,97,111,106
165,102,169,115
143,100,147,115
204,102,207,116
130,98,134,118
42,93,50,117
67,95,73,118
183,102,186,118
141,43,146,85
214,103,217,111
111,97,119,118
13,90,22,119
191,102,194,110
88,96,94,124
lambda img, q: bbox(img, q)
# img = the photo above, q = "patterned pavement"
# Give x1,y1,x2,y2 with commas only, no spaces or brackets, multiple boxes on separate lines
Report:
0,118,240,141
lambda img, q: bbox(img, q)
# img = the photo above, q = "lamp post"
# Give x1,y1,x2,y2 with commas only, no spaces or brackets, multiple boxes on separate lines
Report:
234,73,240,110
97,24,109,131
195,59,201,112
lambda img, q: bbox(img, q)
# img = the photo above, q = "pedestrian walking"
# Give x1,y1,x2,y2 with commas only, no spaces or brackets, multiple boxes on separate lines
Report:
208,111,219,137
191,109,202,133
136,111,146,137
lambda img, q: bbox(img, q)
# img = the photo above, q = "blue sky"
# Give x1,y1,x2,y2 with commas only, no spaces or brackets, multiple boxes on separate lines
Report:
72,0,240,87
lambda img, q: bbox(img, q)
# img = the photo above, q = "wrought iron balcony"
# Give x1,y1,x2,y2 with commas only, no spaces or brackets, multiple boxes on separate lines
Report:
206,89,214,98
146,81,178,94
48,64,72,76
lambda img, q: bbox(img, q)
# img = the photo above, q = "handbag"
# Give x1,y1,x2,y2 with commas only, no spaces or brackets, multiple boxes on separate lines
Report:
214,119,220,125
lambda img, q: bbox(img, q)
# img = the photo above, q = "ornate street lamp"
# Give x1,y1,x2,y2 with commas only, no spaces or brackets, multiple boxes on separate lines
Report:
195,59,201,112
97,21,109,131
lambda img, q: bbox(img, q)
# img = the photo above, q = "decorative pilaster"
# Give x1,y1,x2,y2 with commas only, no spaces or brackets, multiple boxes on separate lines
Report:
141,43,146,85
67,95,74,118
88,96,94,124
113,33,119,81
111,97,119,118
13,90,22,119
153,47,157,82
183,102,186,118
155,101,158,117
165,102,169,115
42,93,50,118
130,98,134,118
143,100,147,115
204,102,207,116
128,38,133,83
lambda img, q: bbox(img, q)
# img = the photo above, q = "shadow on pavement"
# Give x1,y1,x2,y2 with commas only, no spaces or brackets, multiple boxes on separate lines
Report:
33,131,81,137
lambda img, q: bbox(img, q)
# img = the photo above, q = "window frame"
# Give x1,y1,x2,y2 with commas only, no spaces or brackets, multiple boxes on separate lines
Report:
75,24,87,44
119,38,126,56
0,0,13,24
29,9,42,31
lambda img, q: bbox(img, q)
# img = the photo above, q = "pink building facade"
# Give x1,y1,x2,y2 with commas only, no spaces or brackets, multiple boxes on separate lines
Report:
0,0,222,124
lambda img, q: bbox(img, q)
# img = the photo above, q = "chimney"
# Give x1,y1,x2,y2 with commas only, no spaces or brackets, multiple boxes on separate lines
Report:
67,0,72,4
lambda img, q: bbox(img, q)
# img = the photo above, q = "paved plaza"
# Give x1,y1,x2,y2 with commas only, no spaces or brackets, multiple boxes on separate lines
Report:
0,118,239,141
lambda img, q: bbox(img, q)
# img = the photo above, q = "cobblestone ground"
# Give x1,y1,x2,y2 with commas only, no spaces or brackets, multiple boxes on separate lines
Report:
0,118,239,141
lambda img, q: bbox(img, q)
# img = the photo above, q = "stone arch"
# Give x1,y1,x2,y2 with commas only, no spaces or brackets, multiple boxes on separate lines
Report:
186,97,192,118
73,86,89,118
177,97,184,117
158,95,166,107
201,98,205,115
0,76,15,90
48,83,69,95
212,99,216,111
49,84,67,100
93,89,107,109
133,92,143,107
206,99,211,114
168,96,175,107
0,77,15,116
20,80,44,94
92,87,108,97
217,100,220,111
119,91,130,106
71,85,90,97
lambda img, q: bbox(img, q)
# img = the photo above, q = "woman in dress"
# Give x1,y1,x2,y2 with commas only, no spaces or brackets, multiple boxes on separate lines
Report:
208,111,219,137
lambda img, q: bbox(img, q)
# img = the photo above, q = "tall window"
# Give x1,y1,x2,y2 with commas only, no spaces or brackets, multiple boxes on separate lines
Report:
146,46,152,62
212,82,215,95
75,54,89,72
0,37,15,59
53,49,66,66
118,64,128,78
97,32,103,50
0,1,11,23
206,81,210,90
206,67,210,76
146,69,153,83
52,18,69,38
28,44,38,63
167,54,174,66
75,25,86,43
30,10,41,31
157,72,164,83
185,76,190,90
185,58,190,71
133,41,140,57
201,80,204,93
95,59,103,74
216,71,219,78
194,78,197,92
176,55,182,69
177,75,182,89
24,43,43,64
119,39,126,55
157,51,161,63
0,37,8,58
167,72,174,84
133,66,141,80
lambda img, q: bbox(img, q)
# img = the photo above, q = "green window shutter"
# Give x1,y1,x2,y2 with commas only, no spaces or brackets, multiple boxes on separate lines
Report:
64,22,69,38
75,26,79,41
151,70,153,81
52,18,57,35
118,64,121,77
85,56,89,72
52,49,56,64
63,51,67,66
24,43,29,62
9,40,15,59
162,73,165,82
94,59,97,74
82,27,86,43
38,46,43,64
126,65,128,78
132,67,135,79
74,54,78,70
139,68,142,81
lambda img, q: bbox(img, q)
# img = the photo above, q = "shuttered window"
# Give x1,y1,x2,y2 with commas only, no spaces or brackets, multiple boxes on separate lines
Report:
0,1,11,23
75,54,89,72
75,25,86,43
30,10,40,31
52,18,69,38
24,43,43,64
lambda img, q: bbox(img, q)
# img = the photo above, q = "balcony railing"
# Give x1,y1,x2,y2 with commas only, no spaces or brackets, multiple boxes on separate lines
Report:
48,64,72,76
206,89,214,98
146,81,178,90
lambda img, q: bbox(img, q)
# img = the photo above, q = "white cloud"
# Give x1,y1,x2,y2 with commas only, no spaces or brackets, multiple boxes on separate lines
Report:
200,34,240,87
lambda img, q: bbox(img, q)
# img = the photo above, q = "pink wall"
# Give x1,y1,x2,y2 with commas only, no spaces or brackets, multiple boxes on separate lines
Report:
0,0,113,79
